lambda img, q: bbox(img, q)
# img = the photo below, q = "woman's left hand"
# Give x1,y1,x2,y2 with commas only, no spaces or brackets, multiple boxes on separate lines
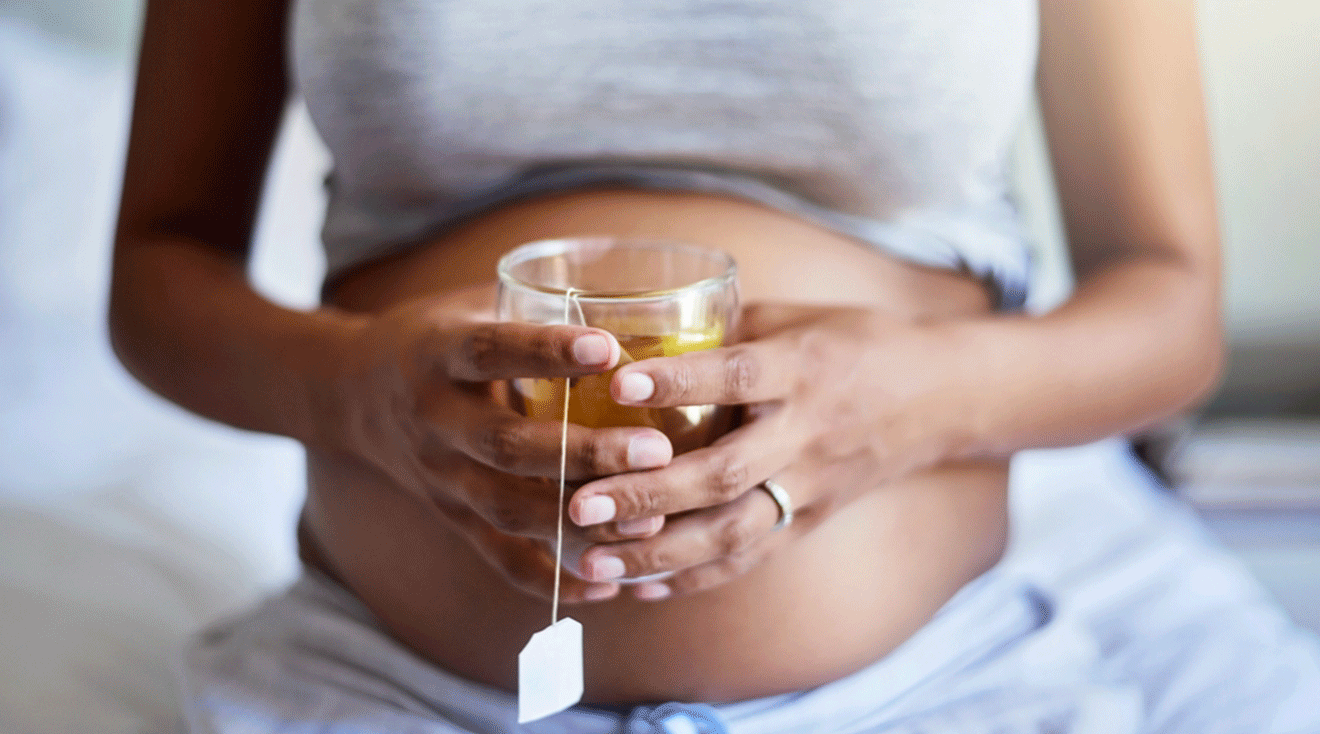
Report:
567,302,966,600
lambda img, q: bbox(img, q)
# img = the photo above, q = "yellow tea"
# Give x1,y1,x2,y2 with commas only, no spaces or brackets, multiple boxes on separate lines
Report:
514,325,732,456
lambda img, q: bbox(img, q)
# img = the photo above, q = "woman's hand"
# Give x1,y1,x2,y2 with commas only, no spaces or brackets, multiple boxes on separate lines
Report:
327,286,677,604
568,302,965,599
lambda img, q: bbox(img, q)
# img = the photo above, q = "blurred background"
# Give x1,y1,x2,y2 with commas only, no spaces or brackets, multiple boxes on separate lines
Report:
0,1,1317,732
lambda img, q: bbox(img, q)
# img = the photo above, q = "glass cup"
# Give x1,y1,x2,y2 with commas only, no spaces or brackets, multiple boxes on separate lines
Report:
497,237,740,583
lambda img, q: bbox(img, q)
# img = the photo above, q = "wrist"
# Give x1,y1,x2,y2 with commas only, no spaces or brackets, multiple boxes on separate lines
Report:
909,318,1001,464
299,308,373,451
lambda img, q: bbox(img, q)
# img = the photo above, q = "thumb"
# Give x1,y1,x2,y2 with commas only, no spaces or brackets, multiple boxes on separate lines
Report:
735,302,834,341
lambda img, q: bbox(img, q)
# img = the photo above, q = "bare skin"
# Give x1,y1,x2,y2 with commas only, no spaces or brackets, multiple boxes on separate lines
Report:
111,0,1222,706
306,189,1007,701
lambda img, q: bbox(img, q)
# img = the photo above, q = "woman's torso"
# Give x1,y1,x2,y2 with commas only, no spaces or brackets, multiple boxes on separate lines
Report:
291,0,1036,703
307,189,1010,703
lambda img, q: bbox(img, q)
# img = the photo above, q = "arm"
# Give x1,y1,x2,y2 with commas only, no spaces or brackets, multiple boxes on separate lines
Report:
109,0,354,446
943,0,1223,457
112,1,670,604
567,0,1223,595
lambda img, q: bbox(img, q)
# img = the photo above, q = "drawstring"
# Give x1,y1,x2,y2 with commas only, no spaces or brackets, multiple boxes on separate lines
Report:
619,702,729,734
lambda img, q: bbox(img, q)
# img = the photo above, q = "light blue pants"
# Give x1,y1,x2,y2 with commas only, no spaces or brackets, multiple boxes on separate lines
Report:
180,442,1320,734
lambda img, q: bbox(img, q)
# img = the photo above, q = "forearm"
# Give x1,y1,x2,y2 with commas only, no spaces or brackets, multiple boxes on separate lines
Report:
109,234,366,446
936,254,1222,459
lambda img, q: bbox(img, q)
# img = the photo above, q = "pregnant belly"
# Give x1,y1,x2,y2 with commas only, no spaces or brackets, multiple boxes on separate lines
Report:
306,189,1011,703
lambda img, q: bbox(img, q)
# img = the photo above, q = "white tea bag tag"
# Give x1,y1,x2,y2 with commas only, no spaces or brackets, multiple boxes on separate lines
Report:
517,617,583,723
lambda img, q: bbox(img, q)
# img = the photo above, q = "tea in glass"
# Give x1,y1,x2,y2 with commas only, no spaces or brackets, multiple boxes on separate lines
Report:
497,238,739,456
496,238,740,583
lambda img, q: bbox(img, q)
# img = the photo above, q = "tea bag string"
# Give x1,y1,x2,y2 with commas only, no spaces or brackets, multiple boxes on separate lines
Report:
551,287,585,625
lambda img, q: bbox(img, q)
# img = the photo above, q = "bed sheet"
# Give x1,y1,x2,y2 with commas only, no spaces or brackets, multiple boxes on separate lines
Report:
0,19,313,734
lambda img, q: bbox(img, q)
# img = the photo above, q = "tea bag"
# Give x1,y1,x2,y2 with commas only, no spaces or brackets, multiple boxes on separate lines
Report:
517,288,586,723
518,617,583,723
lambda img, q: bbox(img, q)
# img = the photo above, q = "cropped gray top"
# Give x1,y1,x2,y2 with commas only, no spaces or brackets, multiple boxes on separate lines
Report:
291,0,1039,308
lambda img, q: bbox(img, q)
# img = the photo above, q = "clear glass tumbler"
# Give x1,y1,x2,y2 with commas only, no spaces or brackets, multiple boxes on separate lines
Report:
497,237,740,582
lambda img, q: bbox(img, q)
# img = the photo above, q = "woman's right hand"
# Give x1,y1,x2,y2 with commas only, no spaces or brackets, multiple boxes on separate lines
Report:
326,286,675,603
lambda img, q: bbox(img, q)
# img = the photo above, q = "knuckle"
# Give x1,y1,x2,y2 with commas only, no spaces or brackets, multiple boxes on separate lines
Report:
621,484,663,518
723,348,760,400
460,324,502,375
487,498,535,535
719,514,761,556
480,421,527,469
529,329,565,368
641,545,679,573
739,302,769,330
665,362,698,401
706,453,750,502
796,331,847,390
798,329,831,367
724,550,758,577
675,565,724,596
576,434,609,474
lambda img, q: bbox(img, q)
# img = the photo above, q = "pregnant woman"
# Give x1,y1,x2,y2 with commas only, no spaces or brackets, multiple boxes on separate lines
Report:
110,0,1320,731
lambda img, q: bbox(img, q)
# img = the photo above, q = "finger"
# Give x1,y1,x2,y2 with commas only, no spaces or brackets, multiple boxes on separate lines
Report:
434,451,670,541
423,385,673,477
735,302,840,340
611,336,801,408
569,407,797,524
439,321,621,381
580,515,667,545
435,503,621,604
652,547,765,599
575,486,779,583
420,452,562,539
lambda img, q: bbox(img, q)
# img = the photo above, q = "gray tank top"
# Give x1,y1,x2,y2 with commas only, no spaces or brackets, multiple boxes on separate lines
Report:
291,0,1039,308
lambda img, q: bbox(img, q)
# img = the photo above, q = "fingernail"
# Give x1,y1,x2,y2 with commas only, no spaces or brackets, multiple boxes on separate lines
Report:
633,582,671,601
616,516,662,536
573,334,611,365
627,435,672,469
574,495,616,525
617,372,655,403
586,555,626,581
583,583,619,601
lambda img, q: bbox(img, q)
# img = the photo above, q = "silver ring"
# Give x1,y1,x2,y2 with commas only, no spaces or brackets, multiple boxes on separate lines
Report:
758,479,794,532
